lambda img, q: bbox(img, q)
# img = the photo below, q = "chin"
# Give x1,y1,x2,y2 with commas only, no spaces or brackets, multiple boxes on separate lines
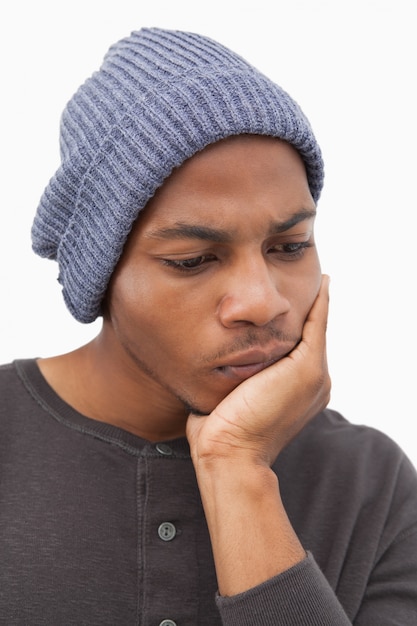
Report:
182,382,240,417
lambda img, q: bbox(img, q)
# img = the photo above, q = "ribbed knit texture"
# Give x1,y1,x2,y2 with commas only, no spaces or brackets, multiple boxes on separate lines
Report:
31,28,325,323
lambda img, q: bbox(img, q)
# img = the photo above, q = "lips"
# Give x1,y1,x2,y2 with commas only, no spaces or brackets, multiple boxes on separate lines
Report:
220,360,277,381
215,347,291,382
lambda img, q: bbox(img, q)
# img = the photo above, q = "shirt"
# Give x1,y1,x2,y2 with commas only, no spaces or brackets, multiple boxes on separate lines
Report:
1,359,416,625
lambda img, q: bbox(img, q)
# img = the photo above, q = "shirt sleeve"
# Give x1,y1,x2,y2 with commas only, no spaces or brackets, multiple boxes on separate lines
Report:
216,552,352,625
216,449,417,626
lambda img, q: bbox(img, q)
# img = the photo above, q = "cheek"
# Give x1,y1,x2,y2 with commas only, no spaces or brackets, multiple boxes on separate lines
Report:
107,264,157,330
108,265,202,351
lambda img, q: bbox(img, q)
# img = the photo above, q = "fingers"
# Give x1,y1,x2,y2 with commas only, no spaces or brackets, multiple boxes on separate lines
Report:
285,273,331,412
301,274,331,406
301,274,330,350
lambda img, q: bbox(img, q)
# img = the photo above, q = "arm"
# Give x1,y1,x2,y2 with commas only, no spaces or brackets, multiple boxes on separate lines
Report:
187,275,332,596
187,275,353,623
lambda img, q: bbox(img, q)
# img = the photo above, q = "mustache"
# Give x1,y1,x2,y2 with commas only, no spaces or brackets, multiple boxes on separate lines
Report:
202,327,300,363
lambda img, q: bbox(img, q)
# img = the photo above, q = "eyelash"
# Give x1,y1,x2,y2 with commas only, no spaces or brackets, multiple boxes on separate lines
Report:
162,241,312,273
162,255,216,272
271,241,313,258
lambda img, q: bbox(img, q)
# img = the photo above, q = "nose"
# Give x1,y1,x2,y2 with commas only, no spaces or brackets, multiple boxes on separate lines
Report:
217,256,290,328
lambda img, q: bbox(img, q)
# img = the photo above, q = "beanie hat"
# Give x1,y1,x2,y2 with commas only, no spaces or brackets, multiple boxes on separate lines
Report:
31,27,325,323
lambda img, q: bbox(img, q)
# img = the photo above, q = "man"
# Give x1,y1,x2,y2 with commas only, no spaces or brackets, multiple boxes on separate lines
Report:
0,27,416,625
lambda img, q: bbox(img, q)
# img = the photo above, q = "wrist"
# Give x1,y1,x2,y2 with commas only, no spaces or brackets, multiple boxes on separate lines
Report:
193,455,278,498
193,458,305,596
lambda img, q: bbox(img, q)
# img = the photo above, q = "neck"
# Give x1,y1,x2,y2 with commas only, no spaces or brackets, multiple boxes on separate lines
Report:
37,326,189,442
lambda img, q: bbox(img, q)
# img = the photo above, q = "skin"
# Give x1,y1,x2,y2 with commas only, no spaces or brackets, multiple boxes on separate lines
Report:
39,134,331,595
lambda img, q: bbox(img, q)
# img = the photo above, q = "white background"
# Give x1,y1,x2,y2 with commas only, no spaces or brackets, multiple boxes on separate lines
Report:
1,1,416,466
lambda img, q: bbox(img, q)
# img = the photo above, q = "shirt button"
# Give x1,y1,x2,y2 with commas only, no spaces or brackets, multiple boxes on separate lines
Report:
159,621,177,626
155,443,173,456
158,522,177,541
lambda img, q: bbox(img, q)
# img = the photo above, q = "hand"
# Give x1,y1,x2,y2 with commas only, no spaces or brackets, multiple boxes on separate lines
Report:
187,274,331,468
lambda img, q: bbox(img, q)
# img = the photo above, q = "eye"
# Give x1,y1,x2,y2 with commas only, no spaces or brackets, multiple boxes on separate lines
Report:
268,241,313,260
162,254,216,273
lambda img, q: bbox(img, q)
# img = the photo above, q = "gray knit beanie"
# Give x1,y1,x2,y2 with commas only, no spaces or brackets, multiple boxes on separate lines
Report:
31,27,324,323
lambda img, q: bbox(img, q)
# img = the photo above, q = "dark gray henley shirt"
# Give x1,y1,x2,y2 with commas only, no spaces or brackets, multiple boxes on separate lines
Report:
1,360,416,625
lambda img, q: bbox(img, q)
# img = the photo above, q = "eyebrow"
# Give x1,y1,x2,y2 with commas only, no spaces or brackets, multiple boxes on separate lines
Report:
146,209,316,243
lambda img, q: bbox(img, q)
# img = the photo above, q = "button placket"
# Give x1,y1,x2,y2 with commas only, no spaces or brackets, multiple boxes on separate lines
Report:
141,446,200,621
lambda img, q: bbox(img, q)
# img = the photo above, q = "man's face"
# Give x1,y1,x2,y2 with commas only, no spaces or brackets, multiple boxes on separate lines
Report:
105,135,321,416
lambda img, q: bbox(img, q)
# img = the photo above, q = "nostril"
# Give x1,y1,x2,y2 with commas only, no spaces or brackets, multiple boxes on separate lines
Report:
218,288,290,328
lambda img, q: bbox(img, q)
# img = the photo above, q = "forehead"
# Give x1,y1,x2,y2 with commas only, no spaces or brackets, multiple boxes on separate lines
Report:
134,135,315,238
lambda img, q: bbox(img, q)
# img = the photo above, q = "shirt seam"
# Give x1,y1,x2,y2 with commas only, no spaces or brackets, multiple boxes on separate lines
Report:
15,359,147,458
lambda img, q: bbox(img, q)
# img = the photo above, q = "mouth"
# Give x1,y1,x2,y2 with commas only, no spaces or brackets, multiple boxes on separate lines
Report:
214,346,292,382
